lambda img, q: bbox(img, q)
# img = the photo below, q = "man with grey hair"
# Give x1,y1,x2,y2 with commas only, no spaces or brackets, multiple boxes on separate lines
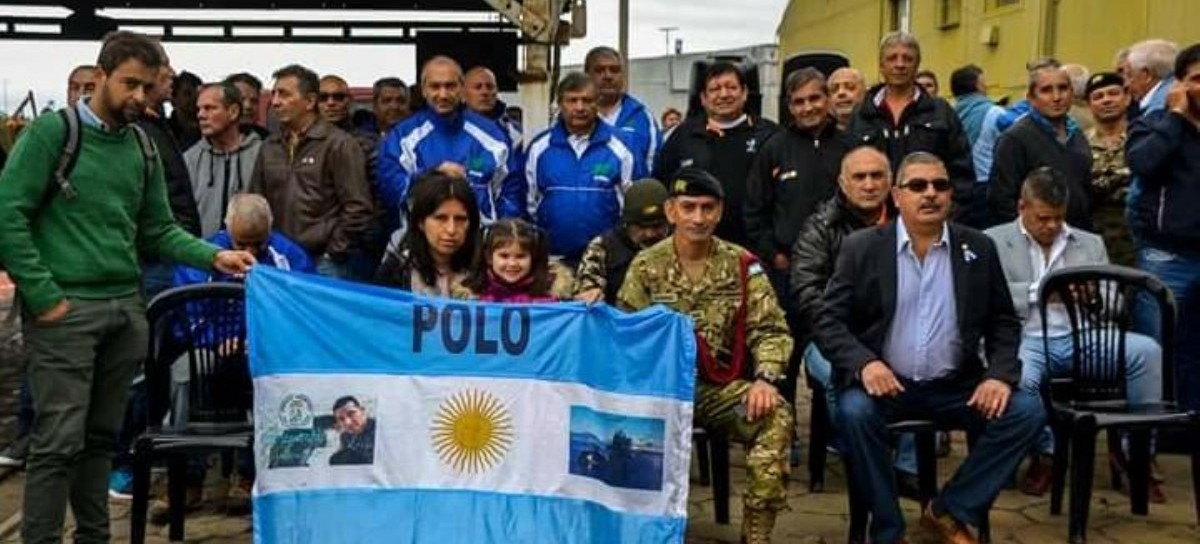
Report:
585,46,661,173
1122,39,1179,118
185,82,264,237
817,151,1042,544
828,67,866,131
1062,63,1095,132
846,31,976,224
988,61,1093,229
377,55,521,237
175,193,315,284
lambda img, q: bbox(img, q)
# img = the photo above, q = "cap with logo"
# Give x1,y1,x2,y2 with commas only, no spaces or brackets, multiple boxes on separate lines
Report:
1084,72,1125,98
622,179,669,225
668,167,725,200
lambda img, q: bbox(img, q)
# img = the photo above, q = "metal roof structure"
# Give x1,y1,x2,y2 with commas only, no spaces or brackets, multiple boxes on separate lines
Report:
0,0,518,43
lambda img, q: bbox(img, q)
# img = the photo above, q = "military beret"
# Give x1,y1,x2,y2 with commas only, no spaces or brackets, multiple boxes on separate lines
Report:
1085,72,1125,98
667,167,725,200
622,179,668,225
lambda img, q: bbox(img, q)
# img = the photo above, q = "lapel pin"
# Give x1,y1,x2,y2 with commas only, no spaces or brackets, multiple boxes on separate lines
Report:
962,243,977,263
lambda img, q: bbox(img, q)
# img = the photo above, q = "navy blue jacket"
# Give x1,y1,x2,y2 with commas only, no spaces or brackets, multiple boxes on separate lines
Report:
1127,111,1200,256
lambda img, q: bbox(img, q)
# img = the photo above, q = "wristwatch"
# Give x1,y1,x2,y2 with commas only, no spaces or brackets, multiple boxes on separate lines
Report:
754,368,785,387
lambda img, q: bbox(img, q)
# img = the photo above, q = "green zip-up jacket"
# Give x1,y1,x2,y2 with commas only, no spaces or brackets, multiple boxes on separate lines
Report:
0,112,219,315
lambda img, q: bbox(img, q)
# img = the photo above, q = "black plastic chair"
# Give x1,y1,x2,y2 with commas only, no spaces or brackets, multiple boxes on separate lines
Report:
845,420,991,544
1037,265,1200,544
692,428,731,524
130,283,253,544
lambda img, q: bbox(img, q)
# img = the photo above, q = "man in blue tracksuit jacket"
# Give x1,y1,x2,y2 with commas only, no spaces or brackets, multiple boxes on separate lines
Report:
525,72,646,264
377,56,521,235
585,46,661,175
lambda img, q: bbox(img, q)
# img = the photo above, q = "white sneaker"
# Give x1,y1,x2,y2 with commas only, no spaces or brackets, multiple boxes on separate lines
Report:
0,437,28,468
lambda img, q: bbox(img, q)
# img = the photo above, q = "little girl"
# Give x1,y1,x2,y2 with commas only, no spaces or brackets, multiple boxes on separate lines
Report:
458,219,574,303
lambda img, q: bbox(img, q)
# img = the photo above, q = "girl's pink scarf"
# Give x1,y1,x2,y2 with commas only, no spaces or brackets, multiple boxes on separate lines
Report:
476,271,558,303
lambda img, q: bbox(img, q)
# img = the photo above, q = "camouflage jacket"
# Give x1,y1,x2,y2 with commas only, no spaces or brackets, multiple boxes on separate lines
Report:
617,237,792,378
1086,128,1130,205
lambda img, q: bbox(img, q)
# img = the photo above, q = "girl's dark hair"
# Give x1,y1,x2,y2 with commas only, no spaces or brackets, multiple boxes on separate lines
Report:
464,218,551,296
402,171,482,287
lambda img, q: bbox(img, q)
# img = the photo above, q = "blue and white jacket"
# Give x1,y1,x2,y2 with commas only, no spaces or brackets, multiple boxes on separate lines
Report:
377,106,522,227
601,93,661,175
525,120,646,260
173,230,316,285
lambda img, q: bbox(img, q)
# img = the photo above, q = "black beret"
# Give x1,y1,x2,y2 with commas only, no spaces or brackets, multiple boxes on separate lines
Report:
667,167,724,200
1085,72,1125,98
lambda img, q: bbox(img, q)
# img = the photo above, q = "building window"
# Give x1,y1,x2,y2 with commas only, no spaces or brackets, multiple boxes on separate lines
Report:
938,0,962,29
988,0,1021,10
890,0,911,32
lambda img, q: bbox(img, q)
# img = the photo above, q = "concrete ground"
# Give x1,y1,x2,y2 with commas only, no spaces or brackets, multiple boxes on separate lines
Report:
1,273,1197,543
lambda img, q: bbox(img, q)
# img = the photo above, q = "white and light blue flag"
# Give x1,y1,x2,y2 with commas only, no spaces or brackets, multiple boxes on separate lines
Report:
247,267,696,543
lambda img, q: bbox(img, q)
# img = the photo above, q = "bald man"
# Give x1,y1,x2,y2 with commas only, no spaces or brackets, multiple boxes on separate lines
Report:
377,56,522,241
828,67,866,131
464,66,523,150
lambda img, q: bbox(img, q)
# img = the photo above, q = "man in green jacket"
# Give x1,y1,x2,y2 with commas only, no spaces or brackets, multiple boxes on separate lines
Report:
0,31,255,544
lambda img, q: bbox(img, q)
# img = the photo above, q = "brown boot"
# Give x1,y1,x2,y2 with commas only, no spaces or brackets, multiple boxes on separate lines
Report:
920,504,978,544
741,507,776,544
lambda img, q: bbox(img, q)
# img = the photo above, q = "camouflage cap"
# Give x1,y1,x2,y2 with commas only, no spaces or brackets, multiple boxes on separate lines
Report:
668,167,724,200
1084,72,1124,98
622,178,668,225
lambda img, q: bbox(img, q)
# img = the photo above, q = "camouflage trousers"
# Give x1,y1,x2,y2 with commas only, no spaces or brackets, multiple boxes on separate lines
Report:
695,379,793,512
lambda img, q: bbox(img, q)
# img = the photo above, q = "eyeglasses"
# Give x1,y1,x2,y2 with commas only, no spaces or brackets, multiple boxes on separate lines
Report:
318,92,349,102
899,178,953,193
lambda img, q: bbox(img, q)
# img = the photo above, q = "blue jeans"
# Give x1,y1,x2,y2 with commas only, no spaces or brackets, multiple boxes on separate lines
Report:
316,253,358,282
1018,333,1162,454
17,375,34,438
1134,246,1200,411
838,378,1045,543
806,342,918,474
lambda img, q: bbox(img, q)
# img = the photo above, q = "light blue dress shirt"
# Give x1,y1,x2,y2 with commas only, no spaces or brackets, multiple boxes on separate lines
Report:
882,221,962,381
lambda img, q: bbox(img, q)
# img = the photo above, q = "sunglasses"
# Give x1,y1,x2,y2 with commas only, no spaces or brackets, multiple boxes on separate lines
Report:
318,92,349,102
899,178,953,193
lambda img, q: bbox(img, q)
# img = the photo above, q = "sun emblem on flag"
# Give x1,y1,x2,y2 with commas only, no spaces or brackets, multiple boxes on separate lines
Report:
431,389,514,473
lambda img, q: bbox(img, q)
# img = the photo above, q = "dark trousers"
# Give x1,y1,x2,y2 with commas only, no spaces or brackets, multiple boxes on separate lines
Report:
22,295,147,544
837,377,1044,543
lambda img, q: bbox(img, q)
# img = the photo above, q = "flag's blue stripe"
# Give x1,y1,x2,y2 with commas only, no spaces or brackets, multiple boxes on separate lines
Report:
246,266,696,402
253,488,686,544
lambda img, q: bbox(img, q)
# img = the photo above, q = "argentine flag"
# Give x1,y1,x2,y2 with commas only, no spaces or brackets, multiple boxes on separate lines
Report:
247,267,696,543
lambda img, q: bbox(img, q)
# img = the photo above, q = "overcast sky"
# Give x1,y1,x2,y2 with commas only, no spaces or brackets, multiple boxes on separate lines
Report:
0,0,787,113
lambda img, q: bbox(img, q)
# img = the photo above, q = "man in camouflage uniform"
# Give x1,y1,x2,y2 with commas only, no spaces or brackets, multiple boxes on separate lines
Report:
617,167,793,543
575,179,670,305
1084,71,1136,266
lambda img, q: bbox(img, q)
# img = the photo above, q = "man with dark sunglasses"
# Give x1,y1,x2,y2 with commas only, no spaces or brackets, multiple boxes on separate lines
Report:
816,152,1044,544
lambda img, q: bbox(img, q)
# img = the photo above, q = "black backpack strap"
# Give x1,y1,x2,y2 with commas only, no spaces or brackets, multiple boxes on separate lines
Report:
128,122,158,186
46,107,82,205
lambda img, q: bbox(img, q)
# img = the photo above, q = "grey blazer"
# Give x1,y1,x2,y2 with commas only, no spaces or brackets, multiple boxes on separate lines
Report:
984,220,1109,322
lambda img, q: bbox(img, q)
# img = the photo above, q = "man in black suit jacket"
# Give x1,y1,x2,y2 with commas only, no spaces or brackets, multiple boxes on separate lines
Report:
815,152,1044,544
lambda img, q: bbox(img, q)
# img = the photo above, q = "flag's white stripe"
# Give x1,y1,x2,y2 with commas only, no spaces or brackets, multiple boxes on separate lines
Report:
254,374,693,518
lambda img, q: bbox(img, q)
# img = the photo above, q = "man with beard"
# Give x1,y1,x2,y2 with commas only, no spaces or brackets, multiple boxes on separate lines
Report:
225,72,269,138
988,61,1093,229
574,179,669,305
828,67,866,131
0,31,256,543
655,61,779,248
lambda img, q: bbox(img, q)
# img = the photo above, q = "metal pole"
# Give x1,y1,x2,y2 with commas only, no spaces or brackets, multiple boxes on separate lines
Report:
618,0,629,63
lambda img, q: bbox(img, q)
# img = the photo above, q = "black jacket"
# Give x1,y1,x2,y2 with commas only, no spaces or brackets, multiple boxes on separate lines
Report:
788,193,881,330
138,115,202,236
1126,111,1200,257
846,85,975,217
814,221,1021,390
745,120,848,261
987,115,1093,229
653,114,779,248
